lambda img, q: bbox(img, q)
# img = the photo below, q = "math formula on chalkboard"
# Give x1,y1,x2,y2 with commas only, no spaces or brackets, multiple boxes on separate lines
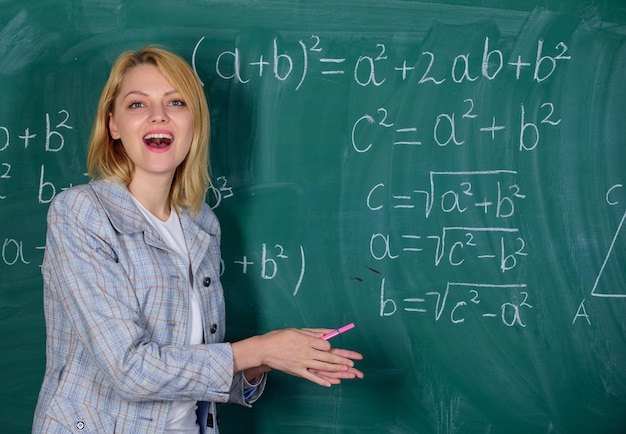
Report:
189,30,623,331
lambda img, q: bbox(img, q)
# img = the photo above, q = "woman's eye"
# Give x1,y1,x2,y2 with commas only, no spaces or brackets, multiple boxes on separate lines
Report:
129,102,144,109
170,99,186,107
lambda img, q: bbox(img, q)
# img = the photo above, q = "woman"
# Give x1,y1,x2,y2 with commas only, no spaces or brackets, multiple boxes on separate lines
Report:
33,46,363,433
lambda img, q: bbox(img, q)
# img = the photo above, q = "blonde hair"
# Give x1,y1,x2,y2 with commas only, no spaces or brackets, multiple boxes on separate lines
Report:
87,46,211,216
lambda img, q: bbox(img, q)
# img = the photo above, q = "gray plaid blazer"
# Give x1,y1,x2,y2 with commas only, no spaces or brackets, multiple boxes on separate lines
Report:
32,179,263,433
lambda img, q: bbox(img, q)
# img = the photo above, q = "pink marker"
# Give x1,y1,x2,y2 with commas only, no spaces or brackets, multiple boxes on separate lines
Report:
321,323,355,340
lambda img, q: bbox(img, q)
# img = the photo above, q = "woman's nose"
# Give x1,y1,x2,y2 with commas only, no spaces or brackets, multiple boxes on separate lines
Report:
150,105,169,122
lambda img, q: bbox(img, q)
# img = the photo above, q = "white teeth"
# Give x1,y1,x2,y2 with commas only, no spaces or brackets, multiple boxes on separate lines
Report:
143,133,173,140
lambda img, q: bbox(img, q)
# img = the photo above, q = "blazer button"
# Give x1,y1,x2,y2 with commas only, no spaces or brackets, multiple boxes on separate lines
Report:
210,323,218,334
203,277,211,287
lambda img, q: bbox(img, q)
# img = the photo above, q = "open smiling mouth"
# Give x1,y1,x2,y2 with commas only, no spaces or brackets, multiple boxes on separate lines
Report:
143,133,173,148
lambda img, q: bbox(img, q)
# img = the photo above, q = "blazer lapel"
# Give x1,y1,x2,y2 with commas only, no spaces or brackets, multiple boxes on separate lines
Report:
88,179,168,251
179,212,215,277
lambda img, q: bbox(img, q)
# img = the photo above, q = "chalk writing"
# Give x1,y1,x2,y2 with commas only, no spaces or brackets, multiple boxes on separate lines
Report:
351,102,561,152
0,110,73,152
229,243,306,296
379,277,532,326
366,170,531,322
366,171,526,219
189,32,576,324
2,238,32,266
0,109,76,203
591,184,626,298
193,35,571,91
206,175,235,209
363,168,531,319
370,226,527,270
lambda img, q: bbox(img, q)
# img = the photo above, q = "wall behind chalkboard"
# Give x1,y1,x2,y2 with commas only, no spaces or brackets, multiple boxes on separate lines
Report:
1,1,625,433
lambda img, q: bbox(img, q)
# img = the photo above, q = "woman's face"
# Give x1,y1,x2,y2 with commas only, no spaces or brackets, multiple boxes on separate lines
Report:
108,63,194,187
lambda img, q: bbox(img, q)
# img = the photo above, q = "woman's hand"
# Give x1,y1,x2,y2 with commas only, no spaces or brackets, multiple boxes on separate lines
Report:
232,328,363,387
300,328,364,384
308,347,364,385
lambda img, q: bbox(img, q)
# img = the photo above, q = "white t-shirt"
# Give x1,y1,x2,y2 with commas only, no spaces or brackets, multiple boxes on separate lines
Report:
132,197,203,433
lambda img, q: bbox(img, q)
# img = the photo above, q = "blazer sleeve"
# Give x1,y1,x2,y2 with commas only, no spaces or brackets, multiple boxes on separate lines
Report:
43,187,236,403
230,371,267,406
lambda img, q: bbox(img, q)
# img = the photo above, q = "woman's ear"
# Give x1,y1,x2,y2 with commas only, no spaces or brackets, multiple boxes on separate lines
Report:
108,113,120,140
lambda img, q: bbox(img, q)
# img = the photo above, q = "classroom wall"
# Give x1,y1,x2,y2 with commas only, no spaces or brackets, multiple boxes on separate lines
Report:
1,1,625,433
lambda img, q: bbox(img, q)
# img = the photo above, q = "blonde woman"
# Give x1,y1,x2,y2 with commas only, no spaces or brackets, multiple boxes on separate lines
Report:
33,46,363,434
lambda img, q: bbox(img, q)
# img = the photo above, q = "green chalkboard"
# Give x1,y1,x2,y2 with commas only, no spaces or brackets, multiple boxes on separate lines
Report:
1,1,625,433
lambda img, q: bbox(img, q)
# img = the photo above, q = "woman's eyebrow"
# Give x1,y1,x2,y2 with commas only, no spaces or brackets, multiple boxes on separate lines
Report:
121,89,179,99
